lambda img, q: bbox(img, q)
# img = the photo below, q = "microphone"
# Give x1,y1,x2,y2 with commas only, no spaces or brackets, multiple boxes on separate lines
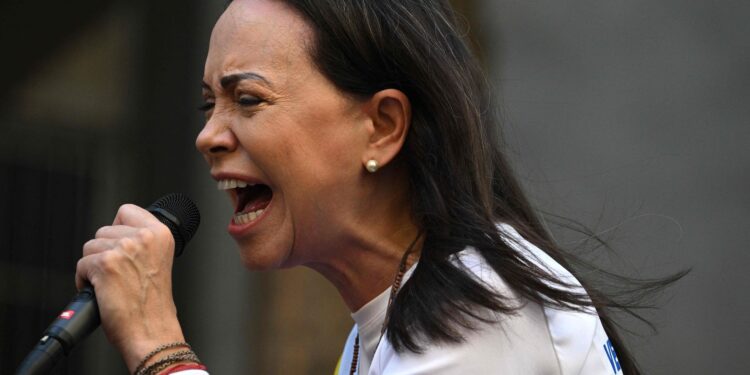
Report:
15,193,201,375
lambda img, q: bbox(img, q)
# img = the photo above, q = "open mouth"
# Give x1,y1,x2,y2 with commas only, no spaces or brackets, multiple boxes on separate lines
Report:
218,179,273,225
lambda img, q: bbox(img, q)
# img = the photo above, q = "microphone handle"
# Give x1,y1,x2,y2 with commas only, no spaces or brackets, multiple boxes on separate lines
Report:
15,286,100,375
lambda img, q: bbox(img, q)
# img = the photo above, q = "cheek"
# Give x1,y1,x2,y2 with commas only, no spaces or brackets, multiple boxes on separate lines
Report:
255,109,363,189
291,128,362,202
284,129,364,248
231,101,365,262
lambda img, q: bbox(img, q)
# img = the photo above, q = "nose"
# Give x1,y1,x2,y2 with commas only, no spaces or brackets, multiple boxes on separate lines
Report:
195,115,238,158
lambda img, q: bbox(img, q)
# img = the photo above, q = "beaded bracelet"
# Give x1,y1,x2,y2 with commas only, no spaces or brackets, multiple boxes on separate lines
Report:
133,342,192,375
137,350,202,375
162,363,208,374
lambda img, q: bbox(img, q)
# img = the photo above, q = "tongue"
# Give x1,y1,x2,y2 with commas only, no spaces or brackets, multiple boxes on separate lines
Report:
238,184,272,214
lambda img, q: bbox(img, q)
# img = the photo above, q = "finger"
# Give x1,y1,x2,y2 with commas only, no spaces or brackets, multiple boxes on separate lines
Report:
113,204,174,245
76,249,128,291
95,225,140,239
112,204,149,226
82,238,119,257
75,256,93,291
112,204,161,228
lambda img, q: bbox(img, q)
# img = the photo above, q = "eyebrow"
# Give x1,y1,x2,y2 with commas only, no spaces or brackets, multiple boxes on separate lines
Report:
221,71,271,89
201,72,272,92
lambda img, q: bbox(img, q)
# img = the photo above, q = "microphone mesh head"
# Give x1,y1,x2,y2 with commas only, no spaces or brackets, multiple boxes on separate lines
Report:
147,193,201,257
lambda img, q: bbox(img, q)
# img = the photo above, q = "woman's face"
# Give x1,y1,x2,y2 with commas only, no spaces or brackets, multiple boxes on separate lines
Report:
197,0,371,269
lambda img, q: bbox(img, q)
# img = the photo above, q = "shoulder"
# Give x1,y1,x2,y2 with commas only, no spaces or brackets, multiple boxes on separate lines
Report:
371,224,623,375
372,298,560,374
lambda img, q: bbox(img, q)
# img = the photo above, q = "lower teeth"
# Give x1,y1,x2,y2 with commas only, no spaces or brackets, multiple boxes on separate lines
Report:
234,209,265,224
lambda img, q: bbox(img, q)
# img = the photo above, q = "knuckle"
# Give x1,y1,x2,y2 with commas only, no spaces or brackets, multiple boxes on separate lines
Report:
155,224,173,242
153,221,168,233
117,237,138,251
82,239,96,255
94,226,109,238
76,258,86,274
116,203,139,219
117,204,131,215
154,222,174,241
76,259,91,287
99,251,123,273
136,227,155,243
122,203,141,213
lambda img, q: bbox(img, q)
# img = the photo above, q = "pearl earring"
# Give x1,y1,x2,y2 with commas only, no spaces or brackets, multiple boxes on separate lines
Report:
366,159,379,173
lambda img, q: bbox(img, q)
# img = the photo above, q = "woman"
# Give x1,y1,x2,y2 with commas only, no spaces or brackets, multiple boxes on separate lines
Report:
76,0,666,374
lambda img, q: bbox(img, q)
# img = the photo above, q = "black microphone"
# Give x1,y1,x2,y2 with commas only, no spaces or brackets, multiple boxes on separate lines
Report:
15,193,201,375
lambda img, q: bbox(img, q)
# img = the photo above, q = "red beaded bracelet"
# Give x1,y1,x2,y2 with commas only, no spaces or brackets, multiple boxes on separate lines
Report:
162,363,208,374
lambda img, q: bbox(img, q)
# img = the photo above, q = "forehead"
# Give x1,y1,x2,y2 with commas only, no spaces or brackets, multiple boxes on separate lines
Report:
204,0,313,85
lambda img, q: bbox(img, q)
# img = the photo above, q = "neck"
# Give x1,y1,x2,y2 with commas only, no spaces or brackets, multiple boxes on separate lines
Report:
308,219,422,312
306,167,422,312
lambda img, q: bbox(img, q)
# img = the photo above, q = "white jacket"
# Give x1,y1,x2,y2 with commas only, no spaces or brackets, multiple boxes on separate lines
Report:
336,224,623,375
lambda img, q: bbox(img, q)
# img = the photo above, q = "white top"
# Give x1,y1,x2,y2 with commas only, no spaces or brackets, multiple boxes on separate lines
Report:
335,224,624,375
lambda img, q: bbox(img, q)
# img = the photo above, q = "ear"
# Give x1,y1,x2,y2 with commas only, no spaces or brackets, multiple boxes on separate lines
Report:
361,89,411,170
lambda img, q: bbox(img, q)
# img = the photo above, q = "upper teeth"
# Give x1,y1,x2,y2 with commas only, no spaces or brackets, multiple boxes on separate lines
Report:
217,179,251,190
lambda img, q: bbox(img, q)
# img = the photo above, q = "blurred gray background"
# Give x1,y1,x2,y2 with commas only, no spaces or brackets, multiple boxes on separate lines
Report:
1,0,747,374
476,1,749,373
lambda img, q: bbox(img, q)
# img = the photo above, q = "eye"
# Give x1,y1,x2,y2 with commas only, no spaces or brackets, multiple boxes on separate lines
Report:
238,95,263,107
198,101,215,112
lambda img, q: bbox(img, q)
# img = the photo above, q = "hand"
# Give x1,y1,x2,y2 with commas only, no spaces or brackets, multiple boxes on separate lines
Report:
75,204,185,372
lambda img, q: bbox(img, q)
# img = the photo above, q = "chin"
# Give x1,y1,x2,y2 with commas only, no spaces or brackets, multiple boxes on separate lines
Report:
234,239,294,271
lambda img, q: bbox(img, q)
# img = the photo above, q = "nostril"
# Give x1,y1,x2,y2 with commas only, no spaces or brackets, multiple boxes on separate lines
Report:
209,145,229,154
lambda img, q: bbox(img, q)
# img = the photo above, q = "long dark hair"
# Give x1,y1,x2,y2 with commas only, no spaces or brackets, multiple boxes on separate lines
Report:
266,0,682,373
